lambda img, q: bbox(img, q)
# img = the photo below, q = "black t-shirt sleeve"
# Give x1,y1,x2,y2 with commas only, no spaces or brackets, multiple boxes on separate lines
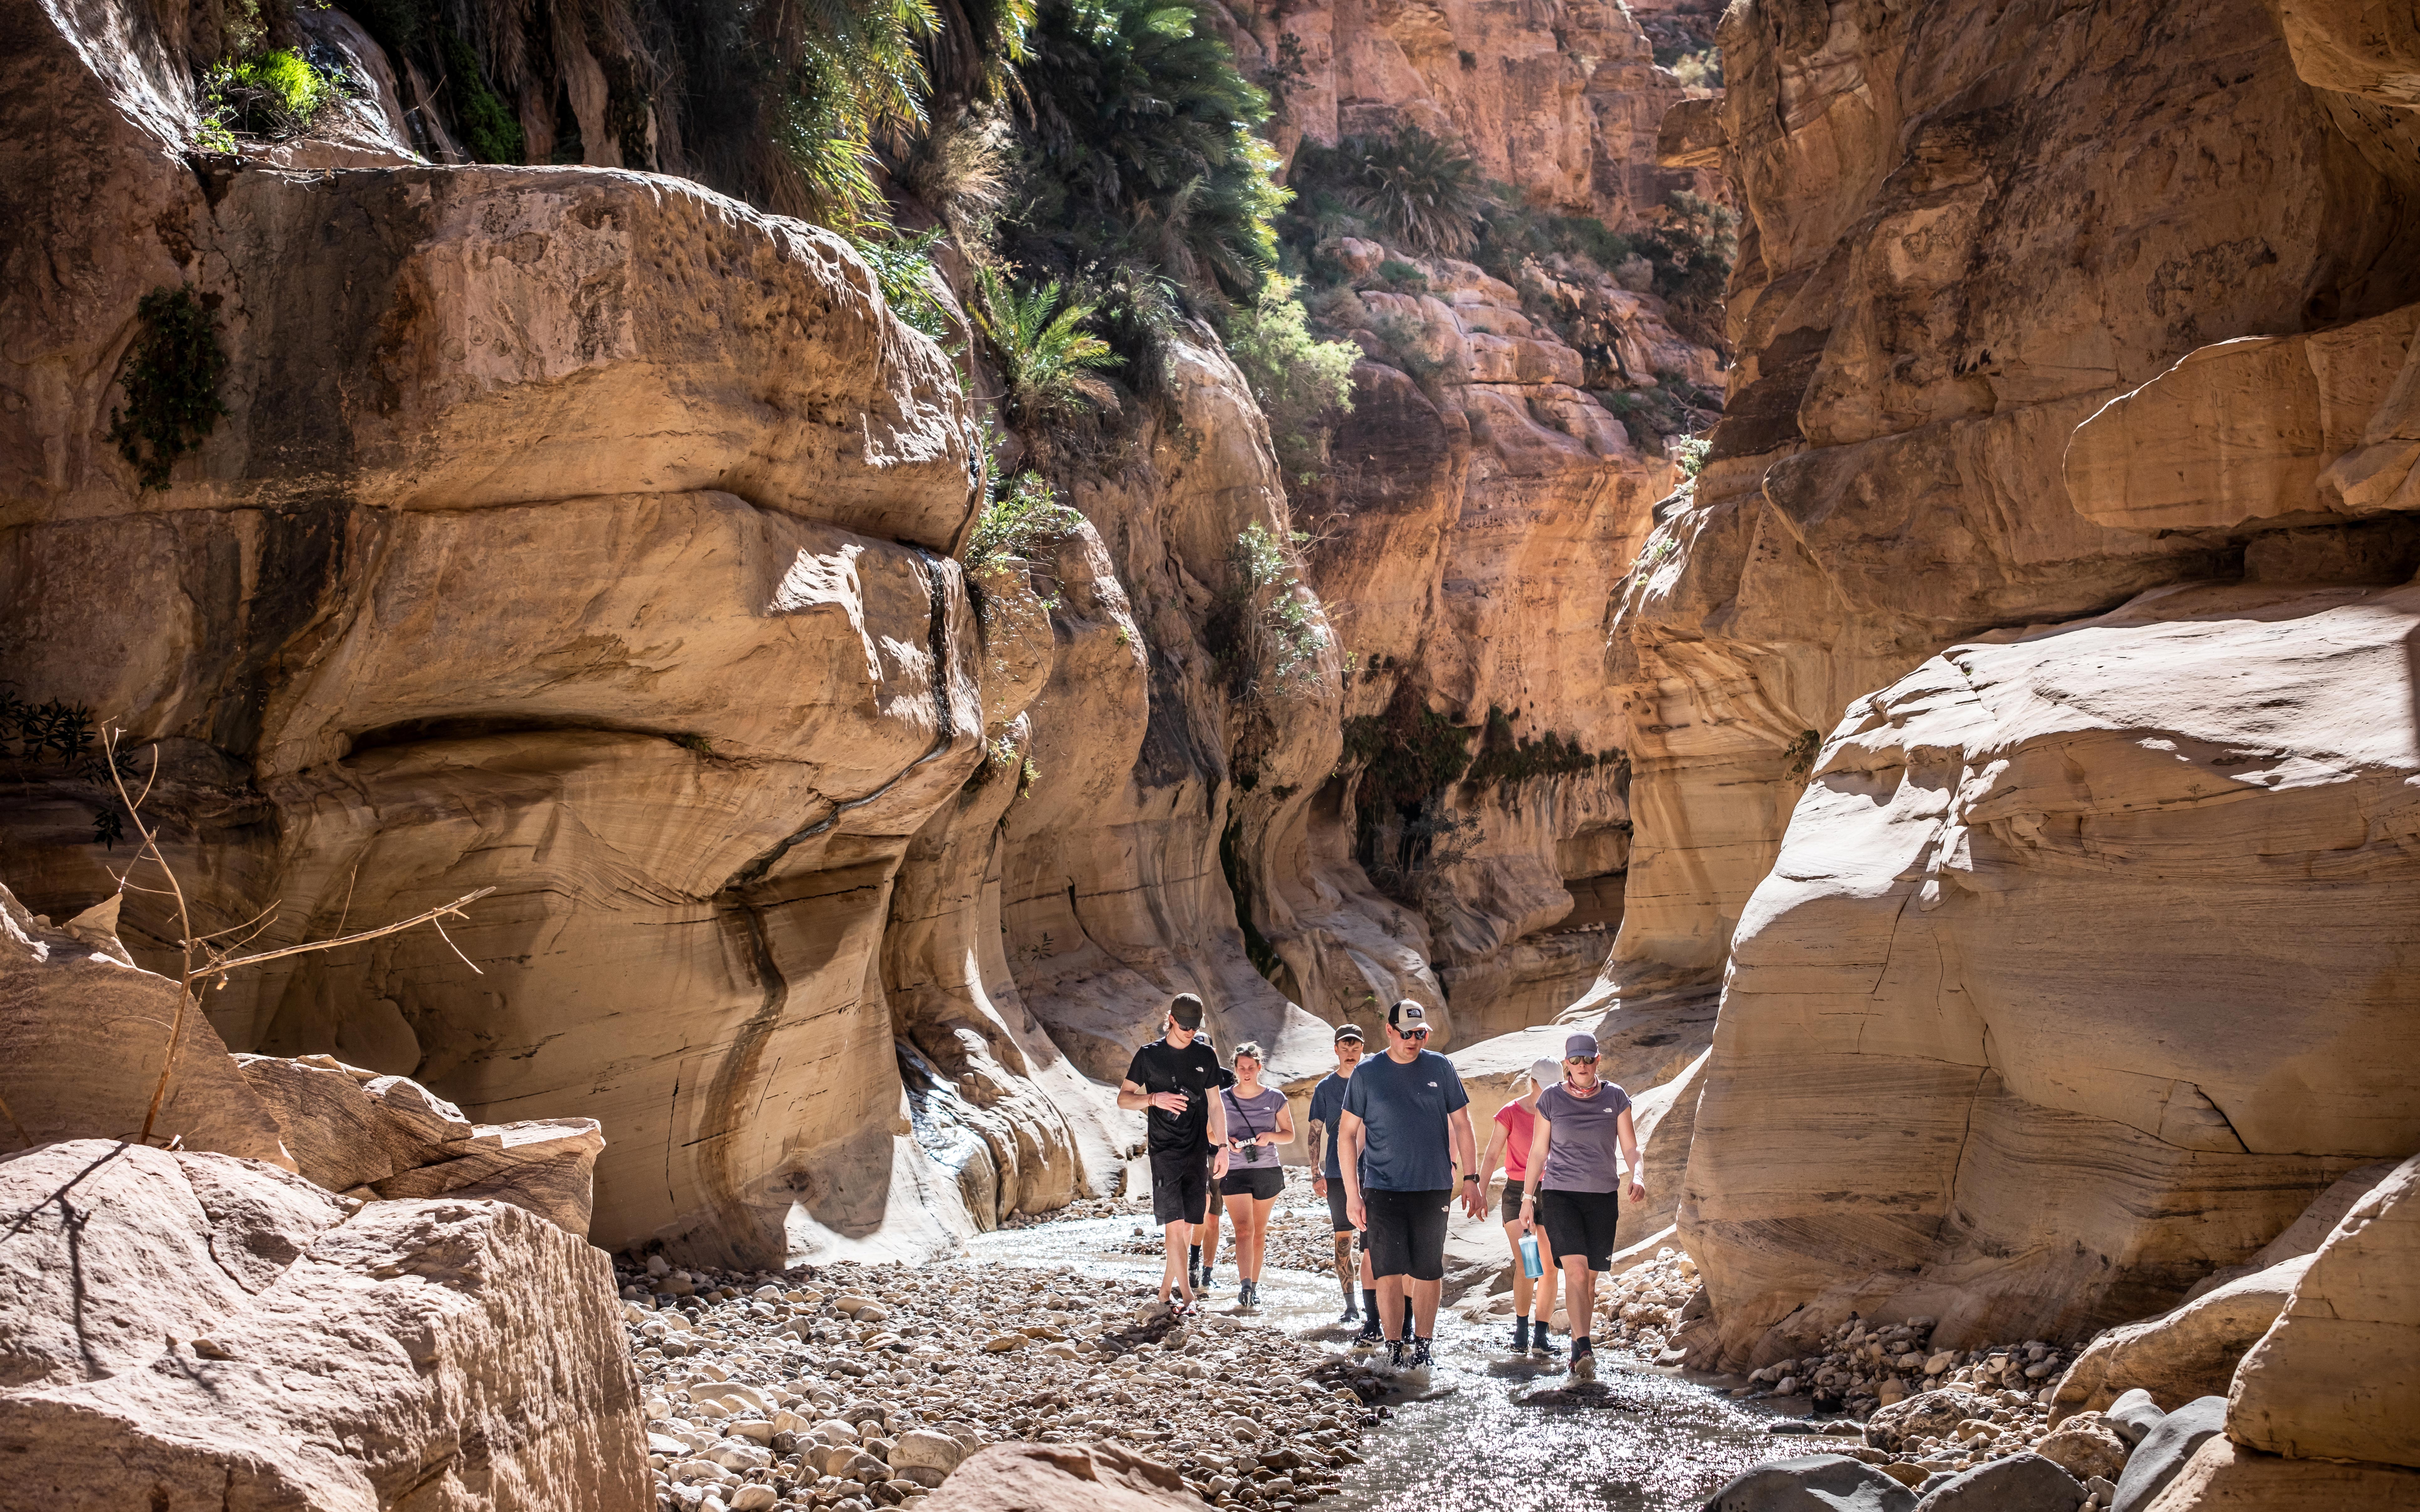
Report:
1124,1045,1155,1090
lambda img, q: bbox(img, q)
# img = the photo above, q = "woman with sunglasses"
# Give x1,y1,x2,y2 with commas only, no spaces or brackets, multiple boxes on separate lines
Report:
1217,1041,1293,1309
1517,1031,1644,1382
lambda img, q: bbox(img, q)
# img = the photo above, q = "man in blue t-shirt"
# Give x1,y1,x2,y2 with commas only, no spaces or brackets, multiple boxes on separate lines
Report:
1305,1023,1368,1331
1338,999,1475,1371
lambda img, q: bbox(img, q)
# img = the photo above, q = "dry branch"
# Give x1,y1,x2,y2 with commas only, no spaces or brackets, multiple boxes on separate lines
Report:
94,724,494,1148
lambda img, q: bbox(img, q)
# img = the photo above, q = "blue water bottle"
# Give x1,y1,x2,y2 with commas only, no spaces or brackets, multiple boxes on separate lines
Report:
1518,1231,1544,1279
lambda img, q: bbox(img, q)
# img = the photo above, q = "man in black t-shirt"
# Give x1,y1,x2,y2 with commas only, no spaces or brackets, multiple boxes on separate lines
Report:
1120,992,1229,1309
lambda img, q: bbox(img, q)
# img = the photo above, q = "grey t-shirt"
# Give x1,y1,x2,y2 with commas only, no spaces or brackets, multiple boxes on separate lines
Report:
1535,1081,1633,1193
1222,1085,1288,1165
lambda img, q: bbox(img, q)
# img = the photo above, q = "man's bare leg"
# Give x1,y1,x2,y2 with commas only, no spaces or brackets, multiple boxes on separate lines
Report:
1410,1276,1443,1339
1160,1218,1194,1304
1332,1231,1357,1311
1376,1273,1408,1341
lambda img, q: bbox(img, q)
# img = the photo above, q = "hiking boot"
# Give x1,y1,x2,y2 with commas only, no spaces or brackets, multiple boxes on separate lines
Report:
1570,1348,1596,1383
1352,1317,1384,1349
1383,1338,1407,1371
1530,1329,1564,1359
1509,1324,1532,1354
1405,1338,1434,1371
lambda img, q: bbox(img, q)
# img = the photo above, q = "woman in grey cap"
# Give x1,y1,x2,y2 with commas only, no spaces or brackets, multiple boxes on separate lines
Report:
1217,1041,1293,1309
1474,1057,1563,1357
1517,1031,1643,1381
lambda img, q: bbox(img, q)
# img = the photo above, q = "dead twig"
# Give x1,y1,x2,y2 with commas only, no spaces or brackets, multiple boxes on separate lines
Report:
188,887,494,987
94,723,494,1147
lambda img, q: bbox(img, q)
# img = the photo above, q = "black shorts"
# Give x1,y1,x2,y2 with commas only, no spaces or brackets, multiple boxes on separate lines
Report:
1501,1185,1526,1225
1325,1177,1355,1235
1150,1148,1210,1227
1361,1188,1451,1282
1537,1188,1620,1270
1220,1164,1284,1200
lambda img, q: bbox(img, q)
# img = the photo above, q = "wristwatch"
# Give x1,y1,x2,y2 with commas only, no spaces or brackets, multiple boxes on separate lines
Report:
1461,1174,1479,1184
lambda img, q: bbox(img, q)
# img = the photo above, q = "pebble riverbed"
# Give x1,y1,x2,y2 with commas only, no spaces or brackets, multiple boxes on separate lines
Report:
622,1195,2098,1512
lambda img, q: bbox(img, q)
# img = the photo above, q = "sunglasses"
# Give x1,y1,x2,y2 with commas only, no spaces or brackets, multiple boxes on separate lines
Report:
1566,1055,1599,1064
1399,1026,1430,1039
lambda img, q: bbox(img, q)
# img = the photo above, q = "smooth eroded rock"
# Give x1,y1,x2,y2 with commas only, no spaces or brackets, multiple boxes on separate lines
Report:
2226,1152,2420,1469
2112,1397,2227,1512
920,1441,1200,1512
0,1144,647,1510
1700,1453,1918,1512
1908,1452,2082,1512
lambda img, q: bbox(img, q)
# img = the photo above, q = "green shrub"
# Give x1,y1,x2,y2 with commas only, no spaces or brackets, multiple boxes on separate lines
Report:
107,286,228,491
1007,0,1285,306
1638,189,1739,344
1292,126,1490,258
200,48,334,139
1672,435,1710,477
968,471,1087,570
850,226,958,344
973,266,1122,420
1221,275,1358,481
1463,708,1622,790
1207,523,1325,702
440,30,526,163
1374,259,1427,290
1671,46,1722,90
1470,196,1633,288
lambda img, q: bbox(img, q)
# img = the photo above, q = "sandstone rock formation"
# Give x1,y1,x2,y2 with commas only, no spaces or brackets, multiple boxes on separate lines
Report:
2226,1151,2419,1469
1684,579,2420,1364
4,0,1436,1265
1607,0,2420,1378
1283,247,1701,1040
922,1441,1203,1512
1606,0,2420,1004
0,1139,649,1512
1207,0,1716,231
238,1053,605,1233
1,882,290,1166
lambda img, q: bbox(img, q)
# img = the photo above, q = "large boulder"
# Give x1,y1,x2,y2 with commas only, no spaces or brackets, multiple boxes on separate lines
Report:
0,1139,648,1510
2112,1397,2227,1512
921,1442,1201,1512
2135,1435,2420,1511
1683,580,2420,1363
1908,1453,2082,1512
1701,1454,1918,1512
0,883,291,1168
2226,1151,2420,1468
2048,1255,2313,1419
237,1054,602,1233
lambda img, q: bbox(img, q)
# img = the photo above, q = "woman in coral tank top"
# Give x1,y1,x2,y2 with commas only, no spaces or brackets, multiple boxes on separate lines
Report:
1473,1058,1563,1357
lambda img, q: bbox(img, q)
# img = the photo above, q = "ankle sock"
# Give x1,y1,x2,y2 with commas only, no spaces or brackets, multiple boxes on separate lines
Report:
1574,1335,1593,1354
1515,1317,1532,1349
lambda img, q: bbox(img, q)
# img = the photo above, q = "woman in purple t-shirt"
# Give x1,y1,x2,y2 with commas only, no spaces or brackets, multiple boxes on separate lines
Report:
1517,1031,1644,1382
1219,1042,1294,1310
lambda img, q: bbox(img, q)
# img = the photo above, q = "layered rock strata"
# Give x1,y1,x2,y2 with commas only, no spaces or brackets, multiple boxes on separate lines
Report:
1210,0,1719,231
1612,0,2420,1375
1684,579,2420,1363
1284,245,1707,1039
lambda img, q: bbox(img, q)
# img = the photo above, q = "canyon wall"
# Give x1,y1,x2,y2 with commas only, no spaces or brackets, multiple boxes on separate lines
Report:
1213,0,1719,232
1638,0,2420,1368
0,0,1369,1263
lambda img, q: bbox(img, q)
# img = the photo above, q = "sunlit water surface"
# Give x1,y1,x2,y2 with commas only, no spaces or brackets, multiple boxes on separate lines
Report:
968,1208,1787,1512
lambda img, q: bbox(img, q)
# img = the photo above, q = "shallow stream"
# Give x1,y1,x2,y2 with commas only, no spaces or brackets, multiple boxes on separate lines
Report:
969,1206,1789,1512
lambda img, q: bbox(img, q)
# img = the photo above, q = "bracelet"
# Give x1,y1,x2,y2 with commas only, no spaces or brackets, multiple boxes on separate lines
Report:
1462,1174,1478,1183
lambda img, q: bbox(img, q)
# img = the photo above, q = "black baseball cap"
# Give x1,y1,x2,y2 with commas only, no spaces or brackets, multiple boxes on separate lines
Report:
1168,993,1205,1029
1333,1024,1364,1043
